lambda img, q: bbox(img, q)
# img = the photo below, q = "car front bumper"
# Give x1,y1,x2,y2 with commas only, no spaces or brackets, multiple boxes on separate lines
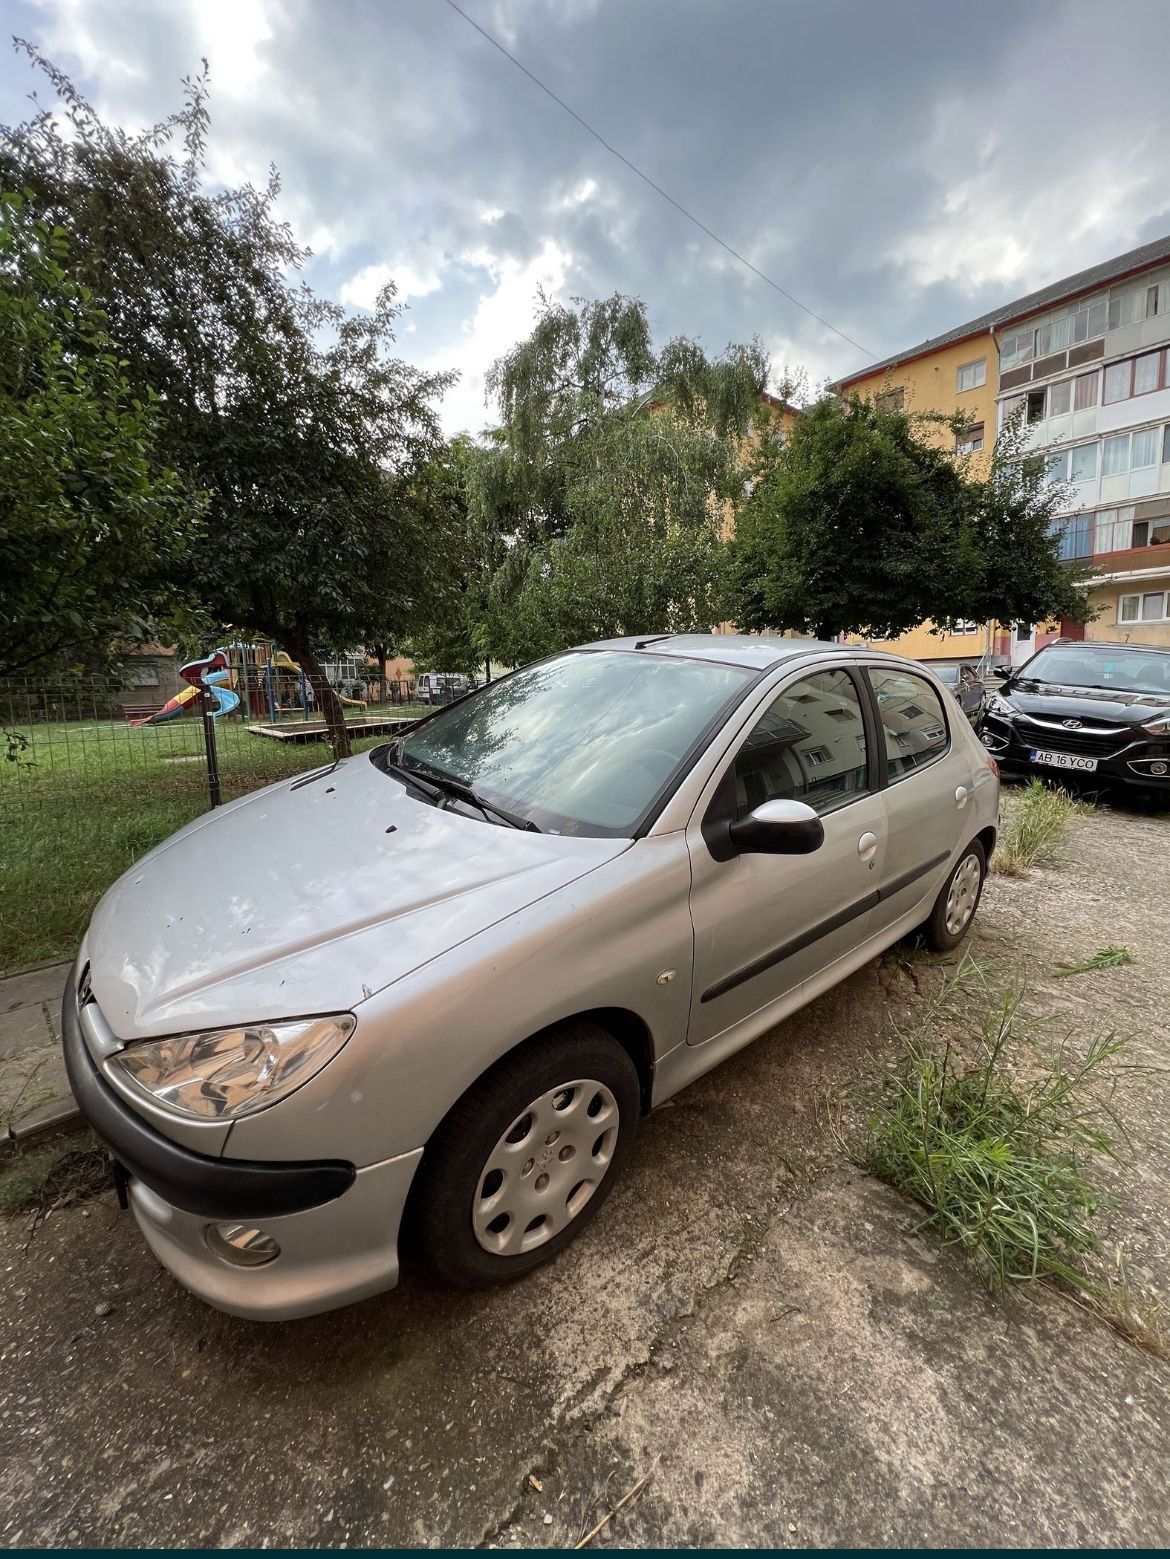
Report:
978,717,1170,789
62,969,422,1321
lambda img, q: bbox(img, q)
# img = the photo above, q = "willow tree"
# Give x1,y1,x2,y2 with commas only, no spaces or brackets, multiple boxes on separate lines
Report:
2,50,458,755
467,293,774,665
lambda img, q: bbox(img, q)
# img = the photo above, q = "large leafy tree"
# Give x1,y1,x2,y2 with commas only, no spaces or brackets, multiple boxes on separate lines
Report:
0,191,197,679
2,52,458,754
732,393,1088,641
468,294,772,665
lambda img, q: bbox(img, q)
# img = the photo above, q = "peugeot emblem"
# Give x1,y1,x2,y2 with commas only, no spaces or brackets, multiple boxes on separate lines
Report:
1061,718,1082,730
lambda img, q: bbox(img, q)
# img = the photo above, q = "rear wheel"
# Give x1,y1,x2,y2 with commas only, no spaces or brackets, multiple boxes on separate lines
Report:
414,1021,641,1287
923,839,986,952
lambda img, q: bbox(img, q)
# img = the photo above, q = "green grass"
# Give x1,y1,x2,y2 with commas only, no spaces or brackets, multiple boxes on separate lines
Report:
1056,947,1135,978
0,1131,110,1217
993,778,1092,877
0,711,400,970
866,961,1129,1292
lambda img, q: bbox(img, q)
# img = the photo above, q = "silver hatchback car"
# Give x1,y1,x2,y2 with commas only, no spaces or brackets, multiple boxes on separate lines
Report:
64,636,998,1319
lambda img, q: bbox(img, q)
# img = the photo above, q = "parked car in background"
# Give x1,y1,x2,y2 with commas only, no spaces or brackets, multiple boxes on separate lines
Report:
979,638,1170,796
933,662,985,725
64,636,998,1320
417,671,476,705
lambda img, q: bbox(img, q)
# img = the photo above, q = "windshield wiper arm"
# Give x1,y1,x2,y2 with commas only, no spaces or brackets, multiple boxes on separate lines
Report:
381,757,444,804
399,760,540,832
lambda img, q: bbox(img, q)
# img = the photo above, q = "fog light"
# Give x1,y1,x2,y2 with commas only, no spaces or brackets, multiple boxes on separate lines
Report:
205,1223,280,1267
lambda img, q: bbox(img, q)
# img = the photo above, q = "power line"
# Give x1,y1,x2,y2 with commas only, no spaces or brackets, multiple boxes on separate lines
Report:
440,0,876,360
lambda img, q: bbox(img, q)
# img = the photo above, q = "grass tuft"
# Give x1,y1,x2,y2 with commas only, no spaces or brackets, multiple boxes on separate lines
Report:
1055,947,1135,978
866,960,1129,1292
993,778,1090,877
0,1131,110,1217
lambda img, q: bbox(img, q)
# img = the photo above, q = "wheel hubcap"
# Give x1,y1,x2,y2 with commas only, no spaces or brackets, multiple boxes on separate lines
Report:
472,1080,620,1255
945,853,982,937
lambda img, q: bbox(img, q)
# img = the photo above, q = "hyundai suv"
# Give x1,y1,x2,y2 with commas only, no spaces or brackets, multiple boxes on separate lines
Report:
979,638,1170,795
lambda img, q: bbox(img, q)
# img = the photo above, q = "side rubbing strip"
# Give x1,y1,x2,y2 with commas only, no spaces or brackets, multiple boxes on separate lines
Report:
700,850,953,1005
877,851,950,903
701,890,880,1003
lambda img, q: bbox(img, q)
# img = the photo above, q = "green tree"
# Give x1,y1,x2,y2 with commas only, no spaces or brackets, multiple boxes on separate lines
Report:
732,393,1088,642
469,293,772,664
2,52,457,755
0,192,197,680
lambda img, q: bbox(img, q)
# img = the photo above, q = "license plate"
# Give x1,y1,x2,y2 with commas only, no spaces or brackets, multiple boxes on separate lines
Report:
1029,749,1098,772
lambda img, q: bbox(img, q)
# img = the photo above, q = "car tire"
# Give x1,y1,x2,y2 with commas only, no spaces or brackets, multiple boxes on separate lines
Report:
922,839,986,952
412,1021,641,1288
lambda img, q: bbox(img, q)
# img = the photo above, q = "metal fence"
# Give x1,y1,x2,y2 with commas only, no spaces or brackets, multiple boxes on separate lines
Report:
0,672,441,824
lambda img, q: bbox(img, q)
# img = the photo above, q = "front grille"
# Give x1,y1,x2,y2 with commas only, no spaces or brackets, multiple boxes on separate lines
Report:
1013,717,1131,757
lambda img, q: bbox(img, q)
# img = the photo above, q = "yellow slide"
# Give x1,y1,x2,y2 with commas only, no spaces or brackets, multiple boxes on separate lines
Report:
270,650,366,710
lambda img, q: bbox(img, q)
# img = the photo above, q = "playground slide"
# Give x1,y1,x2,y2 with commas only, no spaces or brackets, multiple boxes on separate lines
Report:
270,650,366,711
130,650,240,727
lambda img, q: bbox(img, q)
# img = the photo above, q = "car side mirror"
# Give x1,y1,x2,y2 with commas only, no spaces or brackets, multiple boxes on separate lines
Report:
727,798,825,856
992,664,1012,679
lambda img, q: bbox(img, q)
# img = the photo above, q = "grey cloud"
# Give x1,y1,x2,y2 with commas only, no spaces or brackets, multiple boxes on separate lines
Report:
3,0,1170,427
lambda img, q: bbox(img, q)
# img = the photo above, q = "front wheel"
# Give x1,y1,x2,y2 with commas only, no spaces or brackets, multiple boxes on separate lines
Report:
413,1021,641,1288
922,839,986,952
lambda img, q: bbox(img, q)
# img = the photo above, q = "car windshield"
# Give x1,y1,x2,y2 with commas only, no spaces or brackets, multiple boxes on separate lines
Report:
1020,645,1170,697
934,665,960,686
386,649,753,836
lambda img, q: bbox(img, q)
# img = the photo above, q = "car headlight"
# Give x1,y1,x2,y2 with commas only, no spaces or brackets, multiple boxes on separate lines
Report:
110,1014,356,1121
985,693,1016,718
1142,712,1170,733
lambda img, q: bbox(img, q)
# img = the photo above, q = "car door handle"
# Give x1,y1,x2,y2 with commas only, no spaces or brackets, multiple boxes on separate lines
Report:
857,831,878,861
955,785,969,809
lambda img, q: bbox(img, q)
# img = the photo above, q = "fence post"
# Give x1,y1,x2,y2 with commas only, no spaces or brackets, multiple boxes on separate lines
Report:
201,702,222,809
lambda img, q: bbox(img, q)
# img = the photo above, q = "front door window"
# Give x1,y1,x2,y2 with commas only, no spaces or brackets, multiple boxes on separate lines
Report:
731,668,870,816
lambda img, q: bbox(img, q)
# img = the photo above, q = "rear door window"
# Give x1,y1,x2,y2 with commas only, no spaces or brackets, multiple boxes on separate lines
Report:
868,669,950,781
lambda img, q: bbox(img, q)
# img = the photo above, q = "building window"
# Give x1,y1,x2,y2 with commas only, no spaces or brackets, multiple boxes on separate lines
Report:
1048,379,1072,416
1134,352,1162,395
1057,514,1092,560
1103,434,1130,476
1093,506,1136,553
1046,451,1069,485
1073,371,1099,410
952,620,979,635
1119,591,1170,623
1070,444,1099,482
1109,280,1167,331
1103,361,1131,403
1133,515,1170,548
956,359,986,392
955,422,984,454
1026,389,1046,423
1000,330,1035,371
1000,393,1026,425
875,386,905,413
1164,424,1170,464
1132,428,1160,468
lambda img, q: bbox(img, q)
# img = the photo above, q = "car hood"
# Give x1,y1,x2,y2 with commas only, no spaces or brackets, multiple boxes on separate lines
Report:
85,753,628,1039
1001,682,1170,727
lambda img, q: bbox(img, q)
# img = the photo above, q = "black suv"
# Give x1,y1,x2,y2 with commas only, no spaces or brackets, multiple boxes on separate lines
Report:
979,638,1170,795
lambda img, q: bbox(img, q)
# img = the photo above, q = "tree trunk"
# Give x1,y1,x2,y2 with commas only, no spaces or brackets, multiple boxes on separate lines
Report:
280,627,352,760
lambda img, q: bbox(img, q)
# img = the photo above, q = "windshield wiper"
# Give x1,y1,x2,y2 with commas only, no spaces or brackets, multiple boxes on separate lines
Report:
398,757,540,832
381,757,444,804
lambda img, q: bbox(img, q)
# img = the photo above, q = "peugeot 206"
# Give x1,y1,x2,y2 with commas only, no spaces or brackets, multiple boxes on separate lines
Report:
63,636,999,1320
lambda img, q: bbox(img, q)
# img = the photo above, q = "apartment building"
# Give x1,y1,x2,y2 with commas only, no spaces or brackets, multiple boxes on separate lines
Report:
832,232,1170,664
997,239,1170,656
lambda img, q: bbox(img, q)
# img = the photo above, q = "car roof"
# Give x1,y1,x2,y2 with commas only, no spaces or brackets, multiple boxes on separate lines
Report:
577,633,923,671
579,633,836,668
1039,637,1170,658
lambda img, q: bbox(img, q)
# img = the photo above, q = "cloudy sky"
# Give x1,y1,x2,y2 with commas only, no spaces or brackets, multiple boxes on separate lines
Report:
3,0,1169,433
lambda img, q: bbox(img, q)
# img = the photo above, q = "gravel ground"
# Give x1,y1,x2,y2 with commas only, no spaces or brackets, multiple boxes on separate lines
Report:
1,794,1167,1548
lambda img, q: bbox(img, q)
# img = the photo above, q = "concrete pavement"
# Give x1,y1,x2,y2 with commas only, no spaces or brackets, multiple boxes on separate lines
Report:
0,961,79,1148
